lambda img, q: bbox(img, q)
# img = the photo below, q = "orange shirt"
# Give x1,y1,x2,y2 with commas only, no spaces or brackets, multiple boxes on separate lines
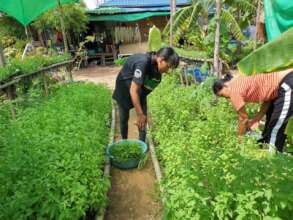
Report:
227,72,287,111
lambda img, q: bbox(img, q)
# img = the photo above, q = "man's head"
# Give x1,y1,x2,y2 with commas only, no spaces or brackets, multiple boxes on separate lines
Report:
212,73,233,97
155,47,179,73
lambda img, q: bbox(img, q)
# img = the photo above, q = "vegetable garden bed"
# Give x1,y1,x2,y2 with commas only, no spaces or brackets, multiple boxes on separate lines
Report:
149,73,293,219
0,82,112,219
0,54,72,83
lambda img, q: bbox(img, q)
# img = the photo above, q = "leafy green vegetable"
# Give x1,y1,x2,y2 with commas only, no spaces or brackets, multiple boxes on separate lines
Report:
110,142,143,163
0,82,111,219
114,57,127,66
149,72,293,219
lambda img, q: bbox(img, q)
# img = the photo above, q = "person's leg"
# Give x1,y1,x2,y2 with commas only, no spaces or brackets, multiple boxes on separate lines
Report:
118,105,130,139
138,100,147,142
262,81,293,152
258,102,274,145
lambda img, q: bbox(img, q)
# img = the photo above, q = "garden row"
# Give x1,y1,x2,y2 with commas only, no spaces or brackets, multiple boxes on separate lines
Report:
0,82,112,219
149,74,293,219
0,53,71,82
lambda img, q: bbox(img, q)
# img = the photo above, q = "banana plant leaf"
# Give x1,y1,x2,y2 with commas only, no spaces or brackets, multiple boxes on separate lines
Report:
0,0,78,26
148,25,162,52
237,27,293,75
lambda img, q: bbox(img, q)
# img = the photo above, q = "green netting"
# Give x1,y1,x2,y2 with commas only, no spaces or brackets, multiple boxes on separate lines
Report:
0,0,78,26
237,27,293,75
264,0,293,41
88,11,169,22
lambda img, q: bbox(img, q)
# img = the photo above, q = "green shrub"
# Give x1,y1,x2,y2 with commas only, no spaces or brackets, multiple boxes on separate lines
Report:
0,54,71,81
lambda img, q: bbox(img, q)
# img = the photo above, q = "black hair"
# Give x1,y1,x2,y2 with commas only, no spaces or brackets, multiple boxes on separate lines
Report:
156,47,180,69
212,73,233,95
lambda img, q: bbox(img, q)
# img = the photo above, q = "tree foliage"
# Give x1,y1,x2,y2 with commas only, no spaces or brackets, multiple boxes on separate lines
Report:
164,0,257,66
0,15,25,39
32,3,88,35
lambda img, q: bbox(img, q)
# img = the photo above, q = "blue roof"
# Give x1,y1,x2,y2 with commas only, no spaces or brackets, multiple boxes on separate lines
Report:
99,0,190,8
87,6,177,14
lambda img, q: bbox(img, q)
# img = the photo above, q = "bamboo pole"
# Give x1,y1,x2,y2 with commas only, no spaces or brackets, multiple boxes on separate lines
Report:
0,43,5,67
213,0,221,77
57,0,69,53
254,0,261,50
169,0,176,46
25,26,29,40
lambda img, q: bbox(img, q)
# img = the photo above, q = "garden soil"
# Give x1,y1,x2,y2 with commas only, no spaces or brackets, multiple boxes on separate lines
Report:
73,66,162,220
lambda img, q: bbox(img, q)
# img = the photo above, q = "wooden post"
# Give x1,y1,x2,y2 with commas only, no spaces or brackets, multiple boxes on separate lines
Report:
180,67,185,86
192,67,197,84
169,0,176,47
184,66,189,85
255,0,265,50
25,26,29,40
6,85,17,119
43,74,49,96
0,43,5,67
65,66,73,82
37,29,45,47
57,0,69,53
213,0,221,77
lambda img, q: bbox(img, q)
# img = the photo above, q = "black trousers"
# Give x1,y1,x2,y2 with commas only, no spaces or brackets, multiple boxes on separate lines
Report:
118,101,147,142
259,72,293,152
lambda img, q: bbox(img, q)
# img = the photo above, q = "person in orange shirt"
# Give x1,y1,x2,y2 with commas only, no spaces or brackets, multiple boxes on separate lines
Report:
213,69,293,152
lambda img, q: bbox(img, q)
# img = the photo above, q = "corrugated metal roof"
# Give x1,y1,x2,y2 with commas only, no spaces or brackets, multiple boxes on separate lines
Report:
98,0,189,8
87,6,175,14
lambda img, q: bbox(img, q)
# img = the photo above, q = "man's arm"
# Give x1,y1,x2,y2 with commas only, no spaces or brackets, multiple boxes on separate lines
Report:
130,81,147,129
238,106,249,136
248,101,271,128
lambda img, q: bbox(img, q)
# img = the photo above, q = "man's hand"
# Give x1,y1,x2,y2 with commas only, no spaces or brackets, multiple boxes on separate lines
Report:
136,113,147,130
130,81,146,130
247,119,259,130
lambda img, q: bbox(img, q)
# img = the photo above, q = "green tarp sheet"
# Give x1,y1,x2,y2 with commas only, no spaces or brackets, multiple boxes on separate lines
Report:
0,0,78,26
264,0,293,41
89,11,169,22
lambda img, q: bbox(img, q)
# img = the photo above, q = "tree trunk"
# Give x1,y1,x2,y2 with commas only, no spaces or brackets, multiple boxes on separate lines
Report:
255,0,265,49
37,30,45,47
169,0,176,47
213,0,221,77
57,0,68,53
67,31,72,49
25,26,29,40
236,9,241,55
0,43,5,67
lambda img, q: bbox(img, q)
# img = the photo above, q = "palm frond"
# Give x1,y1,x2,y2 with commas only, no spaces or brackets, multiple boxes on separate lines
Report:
230,0,256,13
173,6,194,33
173,3,205,45
221,10,245,41
187,2,201,29
163,7,187,37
